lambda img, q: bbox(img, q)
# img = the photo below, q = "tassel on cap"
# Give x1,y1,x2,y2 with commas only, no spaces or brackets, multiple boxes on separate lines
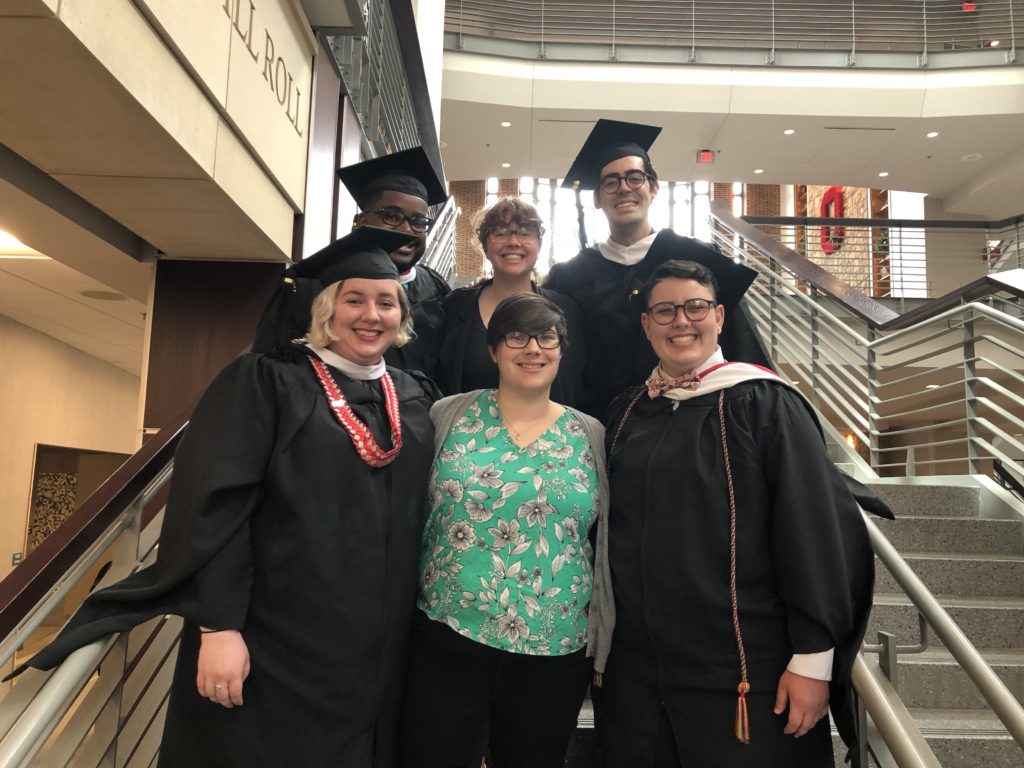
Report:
734,681,751,744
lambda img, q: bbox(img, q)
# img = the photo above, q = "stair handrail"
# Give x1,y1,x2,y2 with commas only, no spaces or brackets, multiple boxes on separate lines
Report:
863,512,1024,747
711,202,1024,331
0,413,188,647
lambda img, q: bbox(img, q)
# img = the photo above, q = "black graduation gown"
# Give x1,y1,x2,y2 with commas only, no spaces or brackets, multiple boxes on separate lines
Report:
383,265,450,384
436,280,584,406
17,348,436,768
251,264,449,385
597,380,875,767
544,230,771,420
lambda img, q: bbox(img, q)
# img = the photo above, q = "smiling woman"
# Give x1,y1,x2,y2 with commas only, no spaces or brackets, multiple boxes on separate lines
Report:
399,293,611,768
437,198,585,405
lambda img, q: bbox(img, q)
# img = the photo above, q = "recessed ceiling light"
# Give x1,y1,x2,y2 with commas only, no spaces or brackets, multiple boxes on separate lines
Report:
962,153,983,162
989,40,1001,47
501,162,511,168
878,171,889,177
925,384,941,390
926,131,939,138
783,129,795,135
754,169,764,174
500,121,512,128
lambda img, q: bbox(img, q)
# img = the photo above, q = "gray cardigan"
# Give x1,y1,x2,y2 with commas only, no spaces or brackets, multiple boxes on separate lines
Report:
428,390,614,674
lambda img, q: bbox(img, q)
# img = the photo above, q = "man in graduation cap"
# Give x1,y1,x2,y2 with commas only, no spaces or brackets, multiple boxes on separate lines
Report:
254,145,450,385
15,227,439,767
545,119,771,419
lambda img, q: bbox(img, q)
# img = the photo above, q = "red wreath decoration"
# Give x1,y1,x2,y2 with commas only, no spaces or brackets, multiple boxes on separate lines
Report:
819,185,845,254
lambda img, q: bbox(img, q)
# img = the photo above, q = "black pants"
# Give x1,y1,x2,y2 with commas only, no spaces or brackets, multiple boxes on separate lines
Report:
398,611,592,768
594,643,834,768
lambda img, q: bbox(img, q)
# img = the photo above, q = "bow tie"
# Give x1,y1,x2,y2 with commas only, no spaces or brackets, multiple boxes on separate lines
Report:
647,370,700,398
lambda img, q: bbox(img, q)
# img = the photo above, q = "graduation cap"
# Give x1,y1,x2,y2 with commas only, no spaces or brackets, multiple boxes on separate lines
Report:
291,226,418,287
561,119,662,191
338,146,448,208
643,233,757,309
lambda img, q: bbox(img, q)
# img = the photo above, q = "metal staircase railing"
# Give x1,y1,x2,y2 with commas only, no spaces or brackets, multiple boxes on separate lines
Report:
711,202,1024,480
0,415,186,767
421,195,461,281
711,200,1024,766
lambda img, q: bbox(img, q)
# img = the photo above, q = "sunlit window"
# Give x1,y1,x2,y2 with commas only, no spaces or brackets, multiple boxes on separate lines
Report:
505,177,734,276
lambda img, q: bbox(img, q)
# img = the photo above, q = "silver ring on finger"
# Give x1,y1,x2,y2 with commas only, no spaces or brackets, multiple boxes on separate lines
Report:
214,683,227,697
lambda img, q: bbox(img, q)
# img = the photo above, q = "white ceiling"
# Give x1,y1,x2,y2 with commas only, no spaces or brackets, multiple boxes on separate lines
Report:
0,245,146,376
439,54,1024,218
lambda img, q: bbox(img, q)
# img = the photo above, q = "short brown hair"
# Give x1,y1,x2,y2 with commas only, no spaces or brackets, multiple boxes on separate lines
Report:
641,260,720,306
472,197,546,250
486,293,568,350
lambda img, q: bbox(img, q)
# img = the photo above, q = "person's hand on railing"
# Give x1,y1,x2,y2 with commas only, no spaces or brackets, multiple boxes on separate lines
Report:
774,669,829,738
197,629,250,708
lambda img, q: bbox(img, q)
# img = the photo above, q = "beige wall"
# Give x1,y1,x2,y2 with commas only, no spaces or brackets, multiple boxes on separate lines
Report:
0,315,140,580
806,185,871,289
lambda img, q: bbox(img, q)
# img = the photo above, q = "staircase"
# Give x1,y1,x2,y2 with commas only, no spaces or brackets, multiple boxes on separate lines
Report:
866,480,1024,767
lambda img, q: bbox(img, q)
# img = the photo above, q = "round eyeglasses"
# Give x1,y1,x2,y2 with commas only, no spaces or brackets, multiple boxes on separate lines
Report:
503,331,561,349
370,206,434,234
647,299,717,325
487,224,543,243
599,170,654,194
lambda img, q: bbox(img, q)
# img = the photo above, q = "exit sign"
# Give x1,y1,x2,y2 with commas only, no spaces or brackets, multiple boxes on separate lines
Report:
697,149,715,164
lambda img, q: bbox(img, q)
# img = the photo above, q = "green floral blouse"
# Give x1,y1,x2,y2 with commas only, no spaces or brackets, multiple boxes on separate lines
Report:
418,390,599,656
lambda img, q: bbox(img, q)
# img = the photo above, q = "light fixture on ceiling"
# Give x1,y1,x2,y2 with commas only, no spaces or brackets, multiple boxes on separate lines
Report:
989,40,1001,47
925,384,941,390
878,171,889,177
501,162,511,168
962,153,983,162
754,169,764,174
783,129,795,135
926,131,939,138
500,121,512,128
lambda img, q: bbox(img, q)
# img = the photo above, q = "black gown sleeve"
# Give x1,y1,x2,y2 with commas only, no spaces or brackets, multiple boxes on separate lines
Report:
759,387,866,654
13,354,285,674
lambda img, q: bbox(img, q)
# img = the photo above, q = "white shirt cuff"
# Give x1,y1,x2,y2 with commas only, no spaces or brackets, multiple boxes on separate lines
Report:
787,649,834,681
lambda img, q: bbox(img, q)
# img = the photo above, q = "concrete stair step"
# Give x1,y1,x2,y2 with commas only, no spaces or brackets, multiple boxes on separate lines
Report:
873,515,1024,556
890,648,1024,709
869,594,1024,650
907,708,1022,768
866,483,982,518
874,552,1024,598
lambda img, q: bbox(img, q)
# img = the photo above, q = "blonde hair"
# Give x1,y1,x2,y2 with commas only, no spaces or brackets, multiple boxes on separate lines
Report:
305,280,414,349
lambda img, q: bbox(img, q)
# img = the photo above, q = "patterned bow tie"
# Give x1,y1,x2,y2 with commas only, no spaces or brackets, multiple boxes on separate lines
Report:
647,370,701,398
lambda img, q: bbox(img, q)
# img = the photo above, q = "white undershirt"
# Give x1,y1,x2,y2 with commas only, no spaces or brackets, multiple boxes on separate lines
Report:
307,344,385,381
398,266,417,285
596,231,658,266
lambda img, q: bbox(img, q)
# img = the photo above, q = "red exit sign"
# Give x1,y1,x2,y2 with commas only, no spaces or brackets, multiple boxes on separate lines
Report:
696,149,715,164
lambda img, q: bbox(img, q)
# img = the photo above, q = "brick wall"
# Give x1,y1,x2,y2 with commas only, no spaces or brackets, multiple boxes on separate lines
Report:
449,178,522,279
806,185,870,288
712,182,734,212
747,183,782,240
450,180,486,278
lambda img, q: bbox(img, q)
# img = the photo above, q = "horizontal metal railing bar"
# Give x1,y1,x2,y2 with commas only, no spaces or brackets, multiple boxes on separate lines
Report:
972,417,1024,458
974,437,1024,474
872,364,963,394
865,513,1024,746
749,286,873,362
752,300,872,380
745,214,1024,231
874,436,969,455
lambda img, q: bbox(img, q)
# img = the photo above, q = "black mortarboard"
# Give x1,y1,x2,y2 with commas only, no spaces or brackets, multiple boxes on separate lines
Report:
337,146,448,208
643,233,757,309
291,227,416,286
561,119,662,191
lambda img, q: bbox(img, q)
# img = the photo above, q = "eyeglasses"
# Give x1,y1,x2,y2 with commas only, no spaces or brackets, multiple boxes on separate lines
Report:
503,331,561,349
369,206,434,234
599,170,654,194
647,299,717,325
487,224,543,242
